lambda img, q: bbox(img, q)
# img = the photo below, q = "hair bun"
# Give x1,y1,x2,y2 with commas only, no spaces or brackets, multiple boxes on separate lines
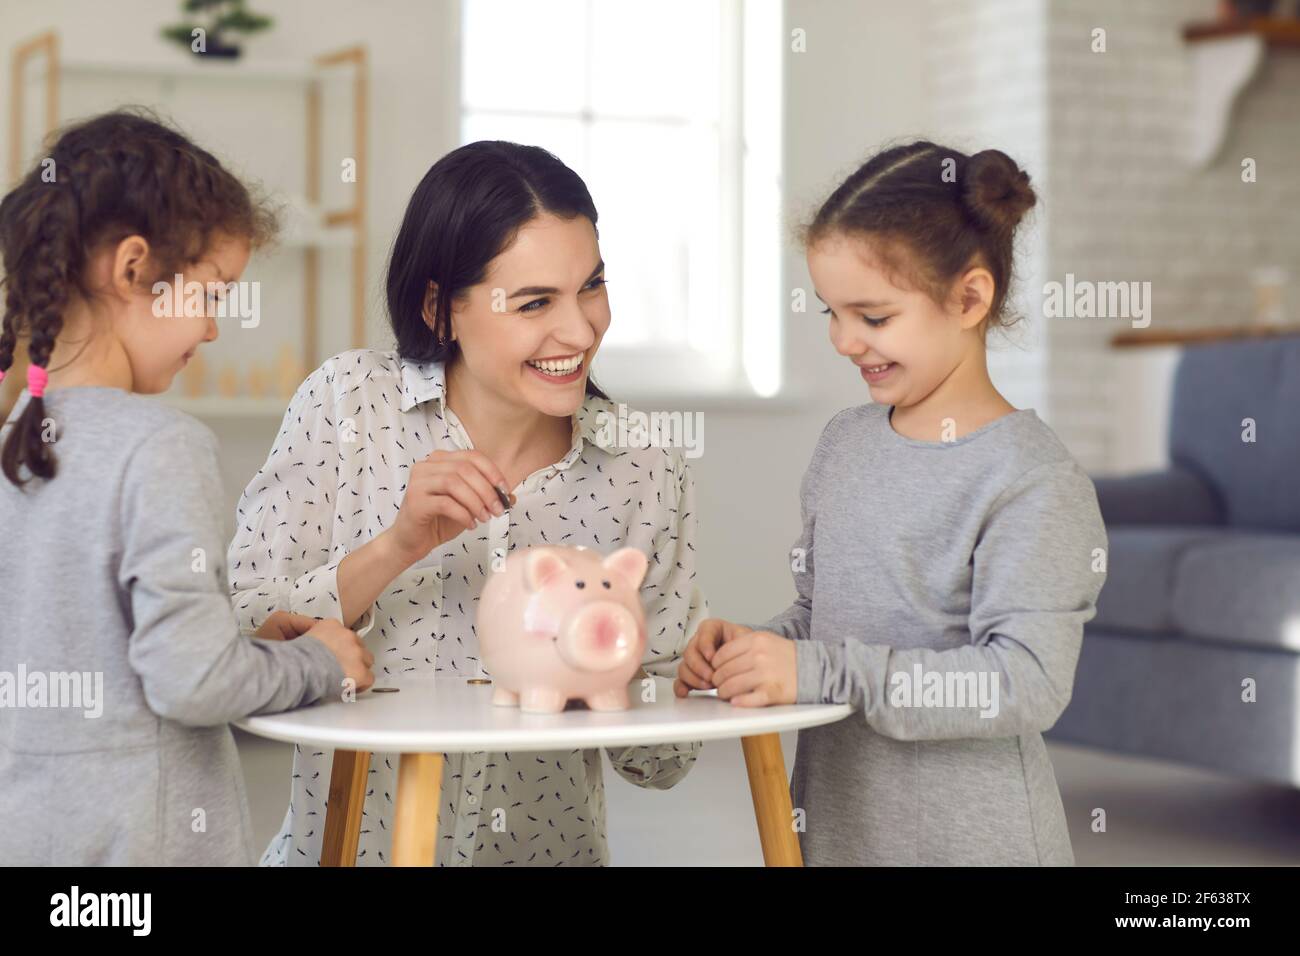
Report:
961,149,1036,233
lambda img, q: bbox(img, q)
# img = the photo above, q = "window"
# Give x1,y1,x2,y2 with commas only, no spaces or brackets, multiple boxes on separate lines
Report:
460,0,783,397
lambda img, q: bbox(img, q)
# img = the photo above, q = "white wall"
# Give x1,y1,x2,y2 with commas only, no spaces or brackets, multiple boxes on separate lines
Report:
926,0,1300,471
1044,0,1299,470
925,0,1051,418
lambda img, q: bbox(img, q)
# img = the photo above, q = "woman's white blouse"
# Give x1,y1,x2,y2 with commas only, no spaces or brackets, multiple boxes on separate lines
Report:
227,349,708,866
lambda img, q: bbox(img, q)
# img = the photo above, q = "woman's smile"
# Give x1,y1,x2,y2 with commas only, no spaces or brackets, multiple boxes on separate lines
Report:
525,351,586,384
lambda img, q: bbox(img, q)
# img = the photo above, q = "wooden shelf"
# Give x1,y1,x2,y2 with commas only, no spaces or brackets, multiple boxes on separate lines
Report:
1110,324,1300,348
155,396,292,419
1180,18,1300,167
4,31,369,423
36,56,323,82
1183,17,1300,46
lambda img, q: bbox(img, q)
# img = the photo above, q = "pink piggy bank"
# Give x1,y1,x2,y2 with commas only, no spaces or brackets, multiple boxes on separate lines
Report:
478,545,649,714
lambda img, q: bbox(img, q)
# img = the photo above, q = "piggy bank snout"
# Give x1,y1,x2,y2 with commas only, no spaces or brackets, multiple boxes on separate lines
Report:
557,603,640,672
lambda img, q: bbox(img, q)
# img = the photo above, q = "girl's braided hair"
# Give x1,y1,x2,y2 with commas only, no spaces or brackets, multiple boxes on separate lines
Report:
0,108,276,487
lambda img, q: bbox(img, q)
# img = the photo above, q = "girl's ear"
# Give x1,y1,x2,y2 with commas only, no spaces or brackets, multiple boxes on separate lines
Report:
423,281,458,343
422,281,438,333
111,235,152,296
956,265,994,331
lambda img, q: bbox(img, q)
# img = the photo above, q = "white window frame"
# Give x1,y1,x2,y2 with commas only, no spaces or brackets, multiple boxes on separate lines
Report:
458,0,784,401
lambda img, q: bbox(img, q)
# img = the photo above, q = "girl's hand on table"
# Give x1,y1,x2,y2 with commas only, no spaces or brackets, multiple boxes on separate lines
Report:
301,619,376,693
385,449,516,565
253,610,319,641
673,618,752,696
255,613,375,692
709,628,798,707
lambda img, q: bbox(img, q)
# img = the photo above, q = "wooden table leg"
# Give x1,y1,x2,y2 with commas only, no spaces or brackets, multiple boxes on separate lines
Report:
321,749,370,866
392,752,443,867
741,733,803,867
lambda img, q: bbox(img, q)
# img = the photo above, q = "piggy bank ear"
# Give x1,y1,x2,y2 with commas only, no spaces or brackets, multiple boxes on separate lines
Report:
524,549,568,591
602,547,649,589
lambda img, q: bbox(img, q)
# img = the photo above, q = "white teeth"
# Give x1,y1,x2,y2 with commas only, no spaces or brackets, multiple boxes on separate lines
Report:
865,363,891,373
527,355,583,375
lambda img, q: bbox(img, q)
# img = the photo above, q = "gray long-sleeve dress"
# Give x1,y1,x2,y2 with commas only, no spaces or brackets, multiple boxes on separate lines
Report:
748,403,1108,866
0,387,344,866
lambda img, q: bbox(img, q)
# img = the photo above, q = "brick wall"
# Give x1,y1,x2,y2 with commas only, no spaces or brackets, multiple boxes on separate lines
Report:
927,0,1051,420
929,0,1299,470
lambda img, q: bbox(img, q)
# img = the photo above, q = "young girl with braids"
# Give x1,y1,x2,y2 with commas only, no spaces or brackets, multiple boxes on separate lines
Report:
675,142,1109,865
0,110,373,865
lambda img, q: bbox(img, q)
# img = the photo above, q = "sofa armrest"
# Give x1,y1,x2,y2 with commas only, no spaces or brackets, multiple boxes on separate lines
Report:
1090,467,1223,527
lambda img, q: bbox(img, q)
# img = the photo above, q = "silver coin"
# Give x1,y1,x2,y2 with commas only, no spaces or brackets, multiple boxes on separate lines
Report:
370,687,400,693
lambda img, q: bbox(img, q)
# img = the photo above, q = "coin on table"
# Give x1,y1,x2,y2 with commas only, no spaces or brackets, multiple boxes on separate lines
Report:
466,678,492,685
371,687,400,693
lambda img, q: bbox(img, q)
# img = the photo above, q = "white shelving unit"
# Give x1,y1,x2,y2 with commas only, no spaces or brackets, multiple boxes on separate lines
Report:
3,31,369,422
154,396,294,419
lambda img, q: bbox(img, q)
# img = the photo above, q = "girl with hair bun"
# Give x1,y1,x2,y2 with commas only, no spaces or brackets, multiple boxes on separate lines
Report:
676,141,1109,866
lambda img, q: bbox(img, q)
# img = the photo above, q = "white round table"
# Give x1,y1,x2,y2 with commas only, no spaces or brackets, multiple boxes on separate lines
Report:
236,676,852,866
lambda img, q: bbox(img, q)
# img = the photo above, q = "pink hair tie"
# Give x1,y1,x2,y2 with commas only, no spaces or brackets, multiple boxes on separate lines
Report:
27,364,49,399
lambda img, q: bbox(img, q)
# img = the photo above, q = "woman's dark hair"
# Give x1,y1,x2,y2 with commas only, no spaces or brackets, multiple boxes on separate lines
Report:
385,140,610,401
804,140,1037,334
0,107,276,487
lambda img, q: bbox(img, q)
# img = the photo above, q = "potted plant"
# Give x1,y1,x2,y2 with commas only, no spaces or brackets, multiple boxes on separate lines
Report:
162,0,273,59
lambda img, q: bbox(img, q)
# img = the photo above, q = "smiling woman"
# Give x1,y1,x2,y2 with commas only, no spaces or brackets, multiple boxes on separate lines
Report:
227,140,709,867
386,141,611,394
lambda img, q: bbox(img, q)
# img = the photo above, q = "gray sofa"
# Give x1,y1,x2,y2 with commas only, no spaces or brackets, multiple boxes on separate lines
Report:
1047,335,1300,786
